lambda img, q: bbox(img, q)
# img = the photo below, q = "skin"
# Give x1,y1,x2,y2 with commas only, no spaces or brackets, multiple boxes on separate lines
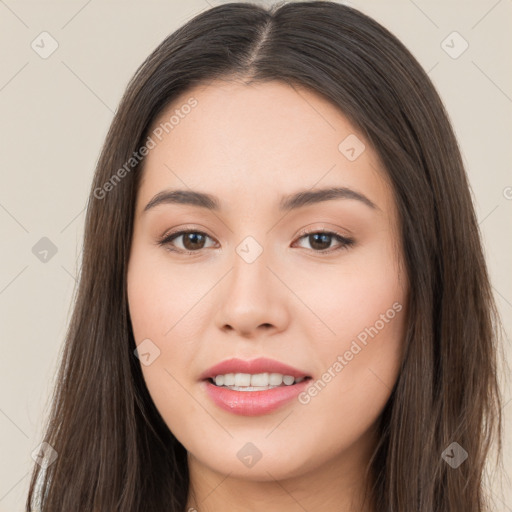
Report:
127,79,409,512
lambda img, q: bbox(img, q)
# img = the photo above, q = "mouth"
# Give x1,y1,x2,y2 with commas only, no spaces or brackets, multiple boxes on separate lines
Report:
202,373,313,416
199,358,313,415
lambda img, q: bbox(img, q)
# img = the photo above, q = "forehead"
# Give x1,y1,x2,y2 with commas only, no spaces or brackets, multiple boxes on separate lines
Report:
147,79,366,166
137,79,393,217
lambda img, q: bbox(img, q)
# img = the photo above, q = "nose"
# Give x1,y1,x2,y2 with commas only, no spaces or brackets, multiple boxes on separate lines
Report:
215,251,289,338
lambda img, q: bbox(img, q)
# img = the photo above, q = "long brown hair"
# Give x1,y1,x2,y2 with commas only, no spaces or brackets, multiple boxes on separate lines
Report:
26,2,505,510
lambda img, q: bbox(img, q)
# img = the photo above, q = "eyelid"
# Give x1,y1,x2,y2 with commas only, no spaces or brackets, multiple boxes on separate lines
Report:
160,224,213,242
294,224,349,239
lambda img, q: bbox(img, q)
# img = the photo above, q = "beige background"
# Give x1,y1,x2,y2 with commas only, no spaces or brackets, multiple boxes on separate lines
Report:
0,0,510,510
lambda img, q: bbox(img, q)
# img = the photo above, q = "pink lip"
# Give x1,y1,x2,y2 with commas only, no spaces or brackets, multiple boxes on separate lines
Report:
199,357,310,381
199,357,312,416
201,378,311,416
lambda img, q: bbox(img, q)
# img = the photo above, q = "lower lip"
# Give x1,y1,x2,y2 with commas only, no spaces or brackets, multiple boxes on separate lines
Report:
202,378,312,416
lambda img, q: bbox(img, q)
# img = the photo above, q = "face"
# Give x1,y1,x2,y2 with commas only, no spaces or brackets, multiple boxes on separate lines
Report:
127,79,408,484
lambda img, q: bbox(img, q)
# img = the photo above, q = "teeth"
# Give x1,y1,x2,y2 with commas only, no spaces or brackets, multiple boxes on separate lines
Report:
282,375,295,385
235,373,251,387
251,373,269,386
269,373,283,386
223,374,235,386
213,372,306,388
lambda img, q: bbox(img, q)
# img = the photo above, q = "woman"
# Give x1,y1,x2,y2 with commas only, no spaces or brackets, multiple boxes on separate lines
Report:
26,2,505,511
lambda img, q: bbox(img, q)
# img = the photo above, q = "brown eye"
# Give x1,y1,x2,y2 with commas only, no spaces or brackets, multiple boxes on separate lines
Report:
159,230,216,253
294,230,355,253
180,232,207,251
307,233,333,251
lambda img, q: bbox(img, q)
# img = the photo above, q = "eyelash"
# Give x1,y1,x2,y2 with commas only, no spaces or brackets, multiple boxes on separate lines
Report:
157,226,355,256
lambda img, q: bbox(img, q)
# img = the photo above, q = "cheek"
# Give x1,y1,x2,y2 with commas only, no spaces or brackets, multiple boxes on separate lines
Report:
126,248,211,424
290,240,406,439
127,244,202,341
297,312,404,463
290,232,405,350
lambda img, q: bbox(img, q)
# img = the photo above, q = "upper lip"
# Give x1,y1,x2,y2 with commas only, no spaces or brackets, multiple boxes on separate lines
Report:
199,357,311,381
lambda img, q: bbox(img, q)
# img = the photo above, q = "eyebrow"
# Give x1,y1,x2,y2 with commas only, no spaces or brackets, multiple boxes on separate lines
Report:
143,186,380,213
